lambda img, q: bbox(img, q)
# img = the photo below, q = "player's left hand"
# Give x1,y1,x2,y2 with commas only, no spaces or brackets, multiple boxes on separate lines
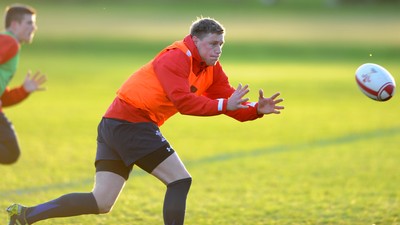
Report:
257,89,284,114
23,71,47,93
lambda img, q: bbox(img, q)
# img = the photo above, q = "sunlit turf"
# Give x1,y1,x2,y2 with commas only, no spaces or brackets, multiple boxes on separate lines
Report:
1,1,399,224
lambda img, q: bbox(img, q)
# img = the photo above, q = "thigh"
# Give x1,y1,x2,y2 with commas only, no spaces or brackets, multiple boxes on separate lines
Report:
96,118,169,167
92,171,126,209
0,113,18,142
151,152,191,185
0,113,20,163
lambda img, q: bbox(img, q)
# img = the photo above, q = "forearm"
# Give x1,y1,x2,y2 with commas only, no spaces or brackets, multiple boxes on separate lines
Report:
225,102,263,122
0,86,30,107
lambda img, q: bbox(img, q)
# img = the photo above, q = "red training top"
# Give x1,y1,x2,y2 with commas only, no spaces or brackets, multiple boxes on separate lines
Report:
104,35,262,126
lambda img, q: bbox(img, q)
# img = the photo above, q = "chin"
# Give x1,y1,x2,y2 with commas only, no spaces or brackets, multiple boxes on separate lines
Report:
207,61,218,66
23,37,34,44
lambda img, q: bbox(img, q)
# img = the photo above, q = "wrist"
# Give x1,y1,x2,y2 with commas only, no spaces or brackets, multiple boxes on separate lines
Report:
21,85,31,94
217,98,228,113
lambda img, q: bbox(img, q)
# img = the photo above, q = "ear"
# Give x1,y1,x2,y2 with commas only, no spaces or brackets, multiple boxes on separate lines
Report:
192,35,199,45
9,20,21,29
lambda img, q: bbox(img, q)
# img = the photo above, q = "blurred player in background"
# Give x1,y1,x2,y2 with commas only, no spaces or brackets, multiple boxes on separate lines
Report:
7,17,283,225
0,4,47,164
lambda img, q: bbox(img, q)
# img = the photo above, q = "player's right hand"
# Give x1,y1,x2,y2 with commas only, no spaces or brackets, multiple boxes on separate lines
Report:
23,71,47,93
227,83,250,111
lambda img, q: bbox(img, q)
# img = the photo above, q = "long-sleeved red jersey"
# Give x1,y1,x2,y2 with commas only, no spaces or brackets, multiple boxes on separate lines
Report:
0,32,30,112
104,35,262,126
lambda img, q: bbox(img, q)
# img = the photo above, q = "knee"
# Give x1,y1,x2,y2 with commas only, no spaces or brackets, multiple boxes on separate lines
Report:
167,177,192,193
0,151,20,165
92,171,126,214
93,193,119,214
97,204,113,214
9,152,20,164
96,201,115,214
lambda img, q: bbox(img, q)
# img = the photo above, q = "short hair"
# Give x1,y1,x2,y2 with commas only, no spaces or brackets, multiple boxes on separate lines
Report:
190,17,225,39
4,4,36,28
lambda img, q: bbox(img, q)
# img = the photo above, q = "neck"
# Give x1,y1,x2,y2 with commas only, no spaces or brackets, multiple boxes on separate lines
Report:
5,29,21,44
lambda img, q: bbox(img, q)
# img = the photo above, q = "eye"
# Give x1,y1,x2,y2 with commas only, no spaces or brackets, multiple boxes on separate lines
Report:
211,41,223,47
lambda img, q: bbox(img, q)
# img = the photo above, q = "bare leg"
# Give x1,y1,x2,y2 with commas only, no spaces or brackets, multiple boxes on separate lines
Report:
151,152,191,184
21,171,126,224
92,171,126,213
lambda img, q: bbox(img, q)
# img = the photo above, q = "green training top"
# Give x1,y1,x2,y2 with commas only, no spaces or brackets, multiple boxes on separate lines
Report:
0,31,20,96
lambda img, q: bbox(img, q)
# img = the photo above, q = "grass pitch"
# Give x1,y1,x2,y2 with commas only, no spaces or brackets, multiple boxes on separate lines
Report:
0,1,399,224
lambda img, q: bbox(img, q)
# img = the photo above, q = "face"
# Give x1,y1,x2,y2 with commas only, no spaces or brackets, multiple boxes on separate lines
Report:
193,33,224,66
11,14,37,44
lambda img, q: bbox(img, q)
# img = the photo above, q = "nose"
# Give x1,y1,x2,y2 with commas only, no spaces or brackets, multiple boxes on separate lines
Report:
215,45,222,55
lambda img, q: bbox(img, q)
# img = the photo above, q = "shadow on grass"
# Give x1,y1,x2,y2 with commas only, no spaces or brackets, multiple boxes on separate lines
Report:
2,125,399,197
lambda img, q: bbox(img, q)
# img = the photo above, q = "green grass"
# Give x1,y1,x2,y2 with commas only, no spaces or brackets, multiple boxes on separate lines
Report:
1,1,400,224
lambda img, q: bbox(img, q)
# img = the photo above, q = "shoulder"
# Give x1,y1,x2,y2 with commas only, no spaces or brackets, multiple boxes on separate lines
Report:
0,34,19,48
0,34,20,64
152,47,192,78
154,47,191,68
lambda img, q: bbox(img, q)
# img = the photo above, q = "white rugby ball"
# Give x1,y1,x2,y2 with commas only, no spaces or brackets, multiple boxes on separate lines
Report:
355,63,396,101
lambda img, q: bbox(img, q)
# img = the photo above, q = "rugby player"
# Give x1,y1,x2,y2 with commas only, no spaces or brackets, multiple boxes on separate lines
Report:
7,17,283,225
0,4,46,165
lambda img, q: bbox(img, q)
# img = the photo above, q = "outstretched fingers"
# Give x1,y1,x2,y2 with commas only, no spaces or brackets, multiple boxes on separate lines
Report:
270,92,281,100
271,92,284,113
236,83,250,98
227,84,250,111
257,90,285,114
258,89,264,99
23,70,47,92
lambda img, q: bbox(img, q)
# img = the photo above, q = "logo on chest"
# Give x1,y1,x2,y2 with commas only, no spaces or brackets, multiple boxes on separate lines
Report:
190,85,198,93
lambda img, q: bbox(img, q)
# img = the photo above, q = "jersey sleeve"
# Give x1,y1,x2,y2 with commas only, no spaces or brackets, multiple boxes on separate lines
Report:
153,49,227,116
0,34,19,64
0,86,30,107
204,62,263,122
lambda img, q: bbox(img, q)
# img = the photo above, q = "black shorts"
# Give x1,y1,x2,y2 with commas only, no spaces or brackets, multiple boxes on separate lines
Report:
95,118,174,179
0,113,20,164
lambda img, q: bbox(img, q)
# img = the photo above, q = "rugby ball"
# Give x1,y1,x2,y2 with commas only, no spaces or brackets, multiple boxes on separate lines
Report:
355,63,396,101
